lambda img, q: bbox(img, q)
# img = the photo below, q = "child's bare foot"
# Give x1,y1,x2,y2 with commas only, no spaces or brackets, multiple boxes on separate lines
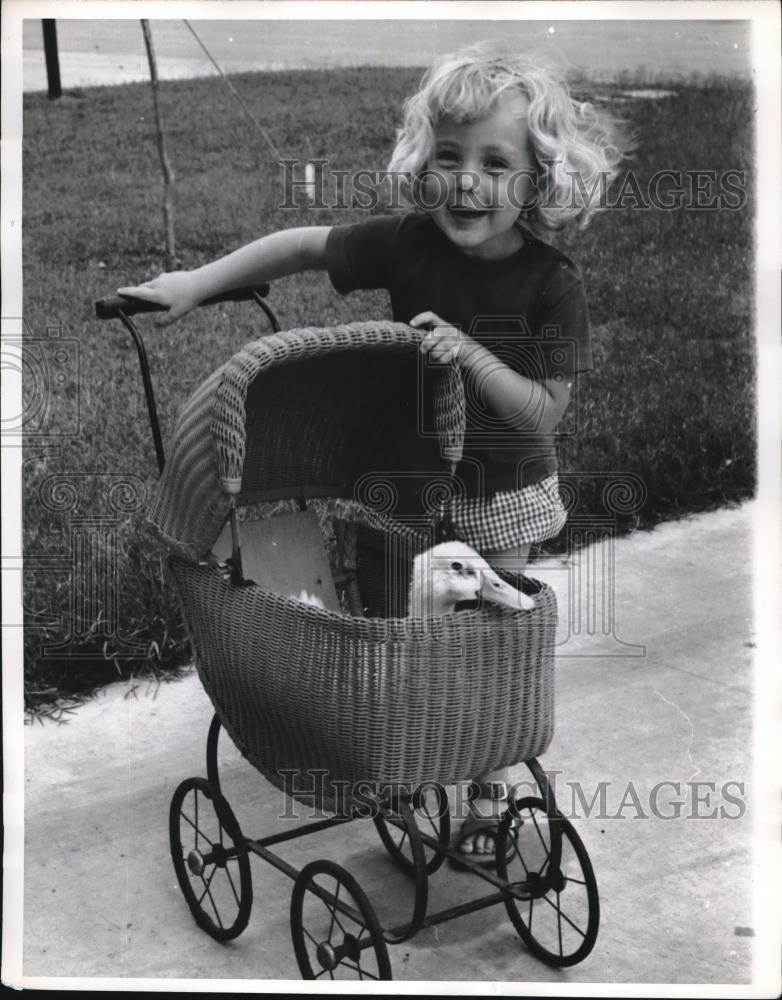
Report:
451,779,511,868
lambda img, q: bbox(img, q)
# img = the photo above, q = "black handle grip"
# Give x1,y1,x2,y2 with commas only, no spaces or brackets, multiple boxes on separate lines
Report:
95,284,271,320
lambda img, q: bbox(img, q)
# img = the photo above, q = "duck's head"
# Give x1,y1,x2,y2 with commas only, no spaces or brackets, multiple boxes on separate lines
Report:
409,541,535,617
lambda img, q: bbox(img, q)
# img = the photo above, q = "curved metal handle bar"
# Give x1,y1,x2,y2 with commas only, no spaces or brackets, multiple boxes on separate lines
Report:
251,289,281,333
116,308,166,474
94,287,281,475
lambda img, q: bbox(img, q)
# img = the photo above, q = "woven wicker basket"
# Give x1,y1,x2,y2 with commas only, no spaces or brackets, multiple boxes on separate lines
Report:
150,322,558,812
172,557,556,811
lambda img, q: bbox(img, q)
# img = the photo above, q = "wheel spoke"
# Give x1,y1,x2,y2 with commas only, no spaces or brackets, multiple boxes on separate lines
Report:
331,911,350,937
171,779,251,943
420,801,438,834
529,810,551,863
539,890,588,938
197,865,217,906
327,881,341,941
328,893,355,938
500,799,598,966
203,878,224,929
508,834,529,876
311,879,349,938
376,786,448,877
422,818,438,838
557,892,563,956
342,959,379,980
180,809,200,837
334,910,358,937
207,886,224,928
293,862,388,983
341,959,364,980
354,920,370,944
224,861,240,906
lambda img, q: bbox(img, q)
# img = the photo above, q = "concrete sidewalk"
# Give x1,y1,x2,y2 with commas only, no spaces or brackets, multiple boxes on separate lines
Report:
19,503,769,988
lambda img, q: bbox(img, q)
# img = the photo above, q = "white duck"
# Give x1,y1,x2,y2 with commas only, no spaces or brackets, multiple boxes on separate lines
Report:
292,540,534,617
408,540,535,618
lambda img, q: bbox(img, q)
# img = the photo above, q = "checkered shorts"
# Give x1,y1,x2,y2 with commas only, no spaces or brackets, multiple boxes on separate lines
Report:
360,473,567,552
447,474,568,551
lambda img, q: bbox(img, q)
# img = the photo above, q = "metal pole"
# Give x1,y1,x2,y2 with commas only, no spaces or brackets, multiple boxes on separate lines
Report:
42,20,62,100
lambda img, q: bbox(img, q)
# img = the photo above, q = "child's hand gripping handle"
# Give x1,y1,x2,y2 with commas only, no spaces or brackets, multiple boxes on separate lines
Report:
95,284,272,320
410,311,463,364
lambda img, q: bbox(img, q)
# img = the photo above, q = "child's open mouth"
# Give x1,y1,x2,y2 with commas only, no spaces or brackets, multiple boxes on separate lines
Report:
448,206,490,221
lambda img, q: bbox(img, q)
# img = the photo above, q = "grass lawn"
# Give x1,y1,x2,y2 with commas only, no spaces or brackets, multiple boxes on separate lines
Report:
21,67,756,709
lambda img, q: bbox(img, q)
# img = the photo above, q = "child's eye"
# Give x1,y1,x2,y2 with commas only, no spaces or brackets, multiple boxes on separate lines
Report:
435,150,459,166
485,158,510,173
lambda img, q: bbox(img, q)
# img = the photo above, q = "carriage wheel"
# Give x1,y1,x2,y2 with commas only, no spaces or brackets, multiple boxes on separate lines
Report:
374,783,450,875
169,776,253,941
496,797,599,967
291,860,392,981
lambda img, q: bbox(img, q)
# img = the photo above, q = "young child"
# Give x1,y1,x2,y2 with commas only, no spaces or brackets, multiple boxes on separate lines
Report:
119,41,623,865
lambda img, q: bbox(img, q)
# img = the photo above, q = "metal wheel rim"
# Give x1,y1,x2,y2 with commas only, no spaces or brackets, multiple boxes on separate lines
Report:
496,796,599,967
169,776,253,941
291,859,392,981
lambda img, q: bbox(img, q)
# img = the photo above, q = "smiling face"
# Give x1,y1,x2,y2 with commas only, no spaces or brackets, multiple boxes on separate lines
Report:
421,92,536,261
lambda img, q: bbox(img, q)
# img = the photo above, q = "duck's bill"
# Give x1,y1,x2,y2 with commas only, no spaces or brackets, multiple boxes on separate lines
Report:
479,572,535,611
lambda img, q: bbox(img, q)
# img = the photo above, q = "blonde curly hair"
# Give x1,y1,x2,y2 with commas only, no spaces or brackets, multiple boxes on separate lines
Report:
388,42,627,231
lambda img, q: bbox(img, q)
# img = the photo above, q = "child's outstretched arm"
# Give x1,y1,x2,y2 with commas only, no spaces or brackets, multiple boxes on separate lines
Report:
117,226,332,325
411,311,571,435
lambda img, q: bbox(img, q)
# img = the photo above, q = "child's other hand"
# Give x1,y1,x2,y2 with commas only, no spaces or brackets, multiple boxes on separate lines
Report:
410,311,462,364
116,271,201,326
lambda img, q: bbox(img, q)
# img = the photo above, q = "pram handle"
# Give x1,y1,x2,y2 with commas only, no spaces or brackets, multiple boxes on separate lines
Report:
95,284,272,319
95,284,280,475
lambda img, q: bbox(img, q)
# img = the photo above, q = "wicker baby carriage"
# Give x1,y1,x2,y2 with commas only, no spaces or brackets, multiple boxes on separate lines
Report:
97,289,599,979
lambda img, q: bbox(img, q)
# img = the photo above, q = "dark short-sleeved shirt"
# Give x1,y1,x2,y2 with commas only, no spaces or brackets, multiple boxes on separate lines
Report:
326,213,592,497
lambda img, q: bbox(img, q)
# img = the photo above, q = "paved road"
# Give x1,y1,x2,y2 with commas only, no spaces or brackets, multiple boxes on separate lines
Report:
15,501,779,991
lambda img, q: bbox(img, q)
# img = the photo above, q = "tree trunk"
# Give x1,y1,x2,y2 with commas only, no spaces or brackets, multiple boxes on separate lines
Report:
140,20,177,270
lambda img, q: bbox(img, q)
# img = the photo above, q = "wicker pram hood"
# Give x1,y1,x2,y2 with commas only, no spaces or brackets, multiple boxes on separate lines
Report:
148,321,466,560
